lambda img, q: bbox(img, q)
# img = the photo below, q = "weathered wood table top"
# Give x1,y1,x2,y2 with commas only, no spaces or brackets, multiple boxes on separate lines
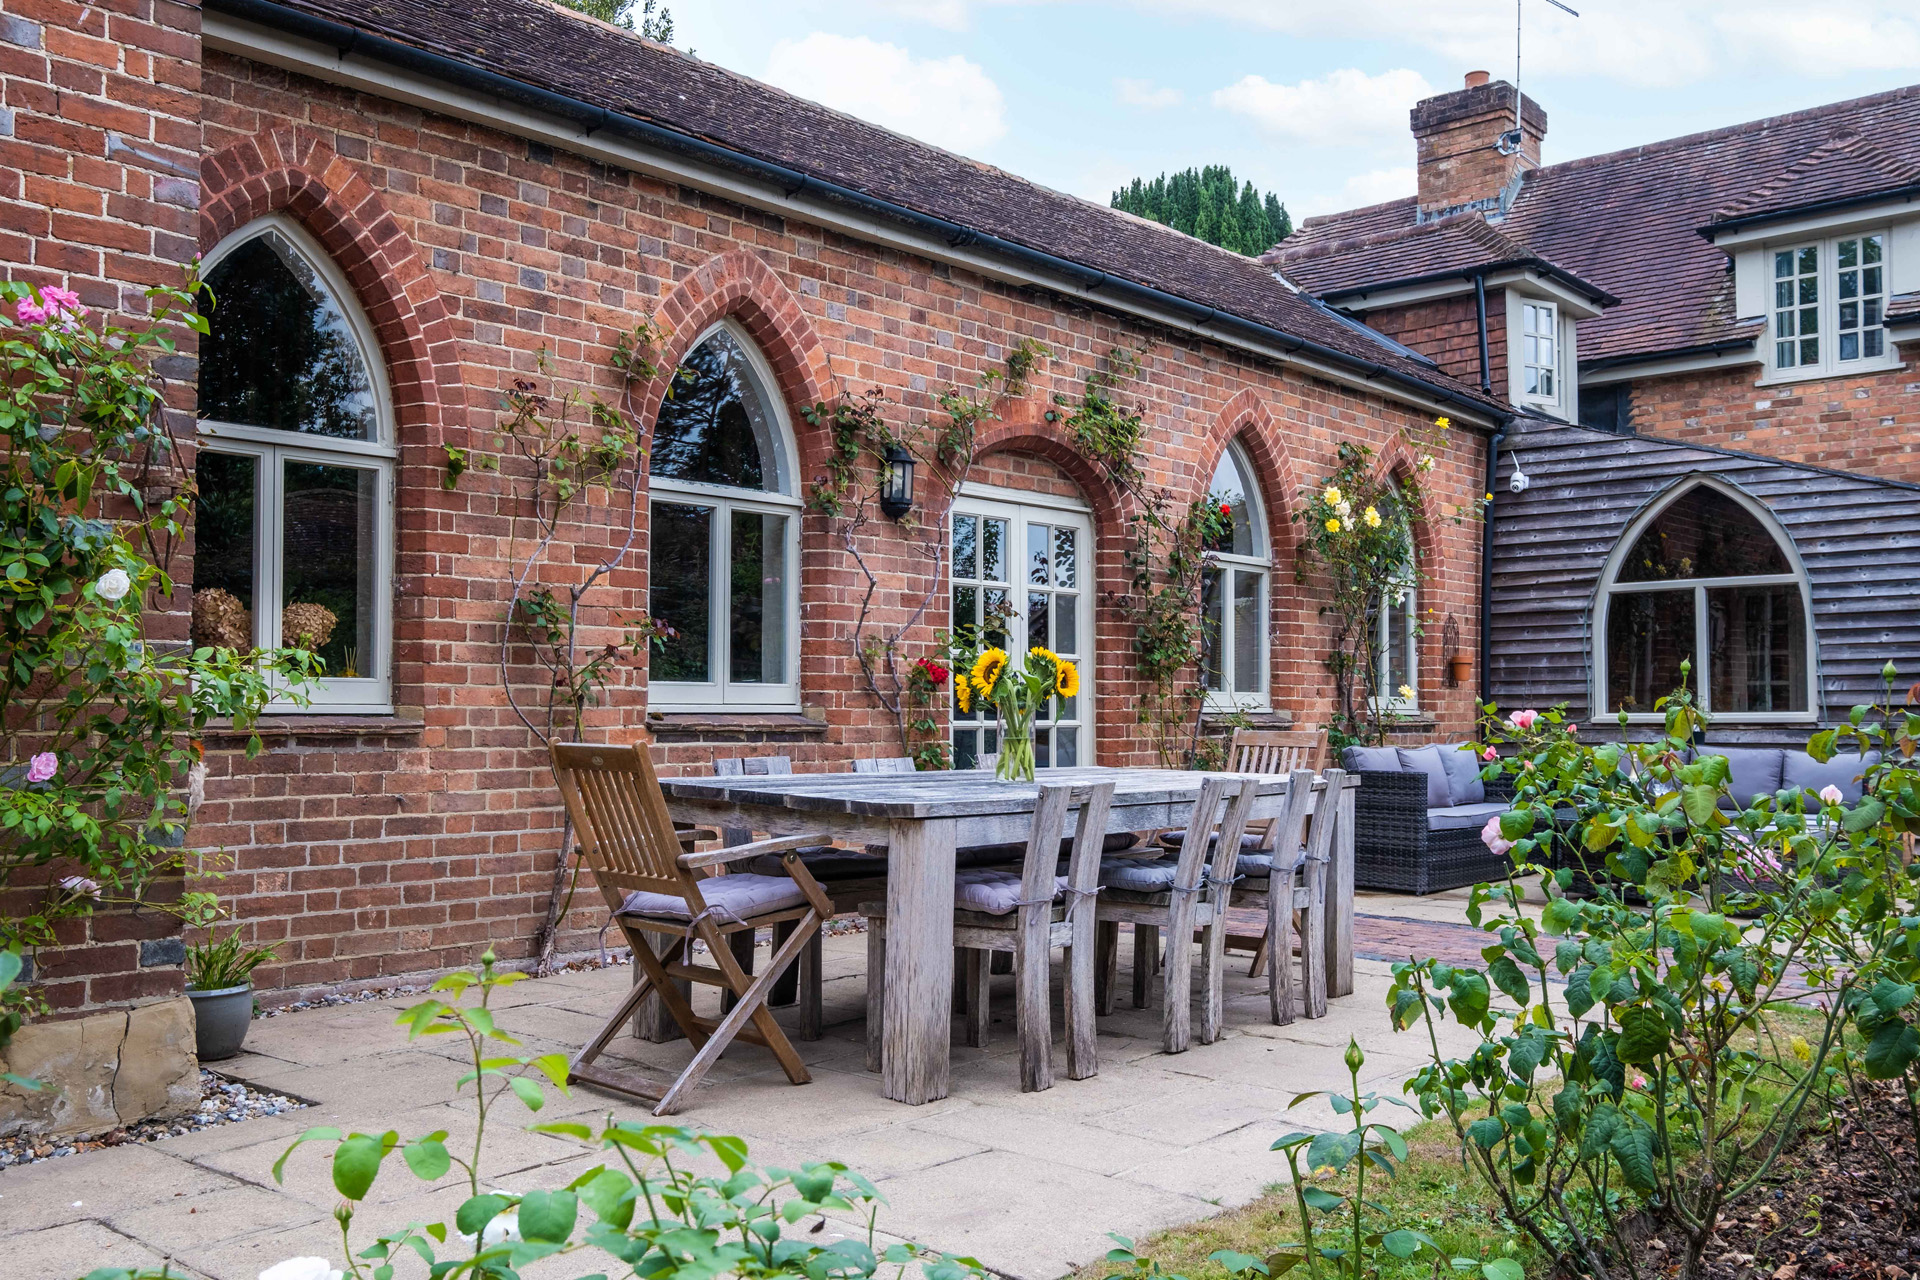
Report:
657,765,1358,1106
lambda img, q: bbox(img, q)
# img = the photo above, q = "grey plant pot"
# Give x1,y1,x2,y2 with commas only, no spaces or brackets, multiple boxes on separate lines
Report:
187,983,254,1061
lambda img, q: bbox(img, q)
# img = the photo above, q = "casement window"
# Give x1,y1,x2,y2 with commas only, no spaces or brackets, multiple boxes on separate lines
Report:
1376,576,1419,712
1520,300,1560,404
1770,233,1890,377
193,216,395,713
646,322,802,711
1596,480,1814,721
1199,442,1269,710
950,495,1093,769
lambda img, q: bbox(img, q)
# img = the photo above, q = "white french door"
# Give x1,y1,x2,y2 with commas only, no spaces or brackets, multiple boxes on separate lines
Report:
950,494,1093,769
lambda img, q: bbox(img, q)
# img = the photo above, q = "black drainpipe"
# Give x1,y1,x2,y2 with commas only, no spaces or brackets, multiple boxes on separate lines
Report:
1478,423,1507,711
1474,273,1493,394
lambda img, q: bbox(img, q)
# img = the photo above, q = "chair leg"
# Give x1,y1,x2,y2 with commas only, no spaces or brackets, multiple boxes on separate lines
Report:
952,946,969,1014
1132,923,1158,1010
573,947,663,1076
1304,862,1328,1020
865,917,885,1074
964,948,992,1048
655,913,819,1116
1270,877,1296,1026
1197,909,1227,1046
1065,931,1097,1081
1248,922,1272,978
769,919,801,1008
636,932,690,1043
1015,939,1053,1093
1094,920,1119,1017
798,929,823,1041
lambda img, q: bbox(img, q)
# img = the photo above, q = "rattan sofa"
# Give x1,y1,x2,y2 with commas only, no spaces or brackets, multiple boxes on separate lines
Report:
1340,745,1518,895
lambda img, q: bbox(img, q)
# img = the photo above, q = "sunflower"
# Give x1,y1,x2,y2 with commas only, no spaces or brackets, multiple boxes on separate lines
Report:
969,647,1009,697
1028,645,1060,669
955,677,972,713
1054,658,1080,699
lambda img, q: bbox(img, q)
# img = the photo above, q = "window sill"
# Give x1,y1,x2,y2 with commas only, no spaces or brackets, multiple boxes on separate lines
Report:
202,714,427,742
1201,707,1290,728
645,711,828,741
1754,357,1904,386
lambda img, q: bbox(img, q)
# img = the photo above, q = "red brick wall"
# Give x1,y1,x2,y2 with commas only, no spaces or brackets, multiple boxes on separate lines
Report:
1622,349,1920,484
1362,290,1505,394
1,0,202,1014
138,50,1495,995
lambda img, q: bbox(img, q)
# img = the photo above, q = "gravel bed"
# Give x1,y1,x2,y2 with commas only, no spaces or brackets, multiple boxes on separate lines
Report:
0,1071,307,1171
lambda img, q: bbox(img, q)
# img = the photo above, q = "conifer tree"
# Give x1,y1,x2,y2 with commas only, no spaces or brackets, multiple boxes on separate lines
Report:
1112,166,1292,256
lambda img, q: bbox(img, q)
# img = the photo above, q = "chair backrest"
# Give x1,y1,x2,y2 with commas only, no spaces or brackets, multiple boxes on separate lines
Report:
1265,769,1319,873
1167,776,1259,895
1228,727,1328,776
550,741,691,909
1017,781,1116,917
714,755,794,776
853,757,917,774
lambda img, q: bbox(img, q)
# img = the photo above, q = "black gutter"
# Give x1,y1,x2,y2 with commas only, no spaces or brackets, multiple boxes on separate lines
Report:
1699,185,1920,238
1473,274,1493,394
1478,424,1506,710
208,0,1510,426
1318,259,1619,310
1578,335,1758,375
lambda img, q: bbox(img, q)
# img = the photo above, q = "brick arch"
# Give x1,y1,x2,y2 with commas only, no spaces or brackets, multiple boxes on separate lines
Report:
199,128,456,450
1196,389,1304,564
1373,439,1446,571
640,250,834,478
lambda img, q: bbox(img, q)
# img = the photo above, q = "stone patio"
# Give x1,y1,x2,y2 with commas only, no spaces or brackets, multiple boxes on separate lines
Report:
2,891,1508,1280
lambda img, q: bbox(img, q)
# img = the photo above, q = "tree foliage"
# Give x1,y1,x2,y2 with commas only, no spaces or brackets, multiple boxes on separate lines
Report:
1111,166,1291,257
556,0,674,42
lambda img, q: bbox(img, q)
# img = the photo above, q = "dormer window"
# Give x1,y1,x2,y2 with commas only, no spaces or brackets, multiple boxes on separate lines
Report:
1520,300,1559,403
1769,232,1888,377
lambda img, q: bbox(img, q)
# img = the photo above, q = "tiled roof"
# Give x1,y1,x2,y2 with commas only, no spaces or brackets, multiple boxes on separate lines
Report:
1285,83,1920,365
1711,132,1920,227
216,0,1503,414
1265,211,1613,304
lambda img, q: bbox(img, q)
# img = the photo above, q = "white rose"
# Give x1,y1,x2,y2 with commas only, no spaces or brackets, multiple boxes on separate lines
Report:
95,568,131,601
259,1259,342,1280
455,1210,521,1249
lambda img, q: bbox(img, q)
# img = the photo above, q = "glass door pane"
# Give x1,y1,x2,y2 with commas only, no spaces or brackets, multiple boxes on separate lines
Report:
951,511,1010,769
282,458,377,679
650,501,713,682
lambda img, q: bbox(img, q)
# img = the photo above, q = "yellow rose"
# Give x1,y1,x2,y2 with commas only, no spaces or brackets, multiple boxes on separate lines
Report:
1435,416,1451,430
1398,684,1415,701
1363,506,1382,528
1323,485,1343,505
1324,517,1341,533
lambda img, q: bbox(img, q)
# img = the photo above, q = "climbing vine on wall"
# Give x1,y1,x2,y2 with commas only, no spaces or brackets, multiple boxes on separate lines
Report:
807,340,1051,767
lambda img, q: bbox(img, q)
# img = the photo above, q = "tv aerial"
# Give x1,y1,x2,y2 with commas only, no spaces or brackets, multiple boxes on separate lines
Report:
1497,0,1580,155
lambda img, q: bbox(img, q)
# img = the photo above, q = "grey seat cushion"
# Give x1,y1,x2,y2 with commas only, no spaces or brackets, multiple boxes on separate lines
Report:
1097,858,1180,892
958,831,1137,869
619,873,805,921
953,868,1067,915
1397,745,1454,808
747,849,887,881
1782,750,1880,805
1705,747,1788,810
1236,845,1309,879
1426,800,1511,832
1155,828,1266,852
1342,745,1401,772
1439,743,1486,806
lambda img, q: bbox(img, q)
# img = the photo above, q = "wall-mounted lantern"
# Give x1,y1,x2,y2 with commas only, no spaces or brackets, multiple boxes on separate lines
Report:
879,445,915,519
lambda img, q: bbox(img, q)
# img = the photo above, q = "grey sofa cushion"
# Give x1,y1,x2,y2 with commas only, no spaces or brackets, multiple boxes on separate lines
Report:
1782,750,1880,805
1439,743,1486,806
1706,747,1788,809
620,874,804,921
1397,746,1454,808
1426,800,1511,832
1343,745,1401,773
748,849,887,880
1097,858,1181,892
953,868,1067,915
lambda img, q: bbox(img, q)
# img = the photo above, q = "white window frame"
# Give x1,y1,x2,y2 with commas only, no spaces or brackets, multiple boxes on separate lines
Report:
1201,441,1270,713
949,495,1095,769
1592,477,1817,724
1763,230,1897,382
196,214,396,714
1376,577,1419,714
646,319,803,712
1519,299,1560,406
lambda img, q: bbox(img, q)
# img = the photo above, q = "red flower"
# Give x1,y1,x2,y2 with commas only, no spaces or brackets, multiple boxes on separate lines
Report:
913,657,948,687
1220,503,1232,516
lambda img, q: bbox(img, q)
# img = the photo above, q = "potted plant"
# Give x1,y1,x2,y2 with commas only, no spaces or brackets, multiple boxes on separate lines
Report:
185,928,277,1060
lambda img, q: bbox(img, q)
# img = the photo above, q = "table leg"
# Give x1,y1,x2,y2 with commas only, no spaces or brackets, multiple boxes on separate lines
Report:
1327,787,1355,998
881,816,957,1105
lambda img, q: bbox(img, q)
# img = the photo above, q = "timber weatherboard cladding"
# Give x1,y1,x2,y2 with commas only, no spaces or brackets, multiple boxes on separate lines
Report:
1489,422,1920,736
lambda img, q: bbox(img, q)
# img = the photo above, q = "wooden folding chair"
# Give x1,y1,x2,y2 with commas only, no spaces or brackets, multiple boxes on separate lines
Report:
549,741,836,1115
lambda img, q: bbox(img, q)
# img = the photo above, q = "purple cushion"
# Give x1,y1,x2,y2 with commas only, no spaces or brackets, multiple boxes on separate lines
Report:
1397,746,1454,808
953,868,1067,915
619,873,805,921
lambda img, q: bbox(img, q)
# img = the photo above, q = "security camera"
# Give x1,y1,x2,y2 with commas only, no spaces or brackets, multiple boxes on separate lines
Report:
1509,463,1531,494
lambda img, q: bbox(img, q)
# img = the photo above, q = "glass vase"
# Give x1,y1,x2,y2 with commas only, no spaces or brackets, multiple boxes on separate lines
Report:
994,709,1037,783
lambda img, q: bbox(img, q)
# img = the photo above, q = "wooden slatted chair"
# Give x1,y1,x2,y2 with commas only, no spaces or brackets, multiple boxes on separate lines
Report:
862,781,1115,1092
549,741,836,1115
1229,768,1343,1023
1093,776,1260,1052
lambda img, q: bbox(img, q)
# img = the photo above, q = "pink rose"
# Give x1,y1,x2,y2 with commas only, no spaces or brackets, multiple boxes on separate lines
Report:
1566,723,1577,735
1508,709,1539,730
1818,784,1844,806
1481,746,1499,762
15,298,46,325
1480,814,1513,856
58,875,100,898
42,286,80,311
25,751,57,784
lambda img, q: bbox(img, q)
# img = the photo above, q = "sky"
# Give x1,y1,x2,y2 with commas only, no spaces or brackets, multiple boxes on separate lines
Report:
661,0,1920,224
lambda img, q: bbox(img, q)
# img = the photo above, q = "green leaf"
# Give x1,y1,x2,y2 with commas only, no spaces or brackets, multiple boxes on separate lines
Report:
1681,784,1720,826
271,1126,343,1184
332,1134,389,1201
1563,968,1595,1018
1488,955,1531,1008
1541,898,1580,936
578,1168,635,1230
1609,1123,1659,1194
1210,1249,1269,1275
1615,1007,1670,1067
516,1189,578,1243
1873,980,1918,1017
529,1122,594,1141
402,1138,451,1182
509,1076,545,1111
1381,1231,1435,1260
1305,1131,1359,1173
1844,797,1888,833
1300,1186,1346,1212
1863,1018,1920,1079
1466,1117,1505,1149
1446,972,1491,1026
1481,1259,1525,1280
455,1193,510,1238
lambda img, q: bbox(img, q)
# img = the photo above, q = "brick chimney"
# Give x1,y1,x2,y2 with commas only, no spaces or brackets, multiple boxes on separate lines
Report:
1411,73,1546,221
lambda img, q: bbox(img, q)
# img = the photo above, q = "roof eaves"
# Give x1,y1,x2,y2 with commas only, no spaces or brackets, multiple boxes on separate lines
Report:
1698,181,1920,238
1317,258,1620,309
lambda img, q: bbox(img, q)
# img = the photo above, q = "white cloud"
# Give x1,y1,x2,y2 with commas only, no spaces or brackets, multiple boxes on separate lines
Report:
1115,77,1183,109
1212,67,1434,144
762,33,1007,157
865,0,971,30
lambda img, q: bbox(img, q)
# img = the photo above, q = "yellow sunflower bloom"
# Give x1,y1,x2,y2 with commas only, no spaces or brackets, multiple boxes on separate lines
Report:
955,678,971,713
1028,645,1060,668
1054,659,1080,699
970,647,1008,697
1324,516,1341,533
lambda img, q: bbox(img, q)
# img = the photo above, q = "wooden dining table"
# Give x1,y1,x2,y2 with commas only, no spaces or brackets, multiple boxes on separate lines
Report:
658,765,1359,1105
